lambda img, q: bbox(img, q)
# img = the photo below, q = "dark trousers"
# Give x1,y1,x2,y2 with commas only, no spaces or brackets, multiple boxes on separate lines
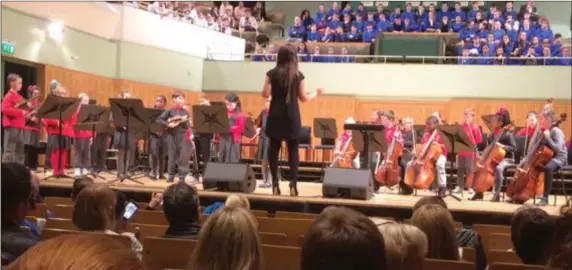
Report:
91,133,108,172
399,152,414,193
150,135,166,175
457,155,475,190
2,127,24,163
74,138,91,169
195,135,212,173
543,159,562,198
45,135,53,169
24,145,39,170
268,138,299,188
117,147,135,175
167,132,190,179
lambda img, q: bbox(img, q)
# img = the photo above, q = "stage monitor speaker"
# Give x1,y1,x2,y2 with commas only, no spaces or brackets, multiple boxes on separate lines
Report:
203,163,256,193
322,168,373,200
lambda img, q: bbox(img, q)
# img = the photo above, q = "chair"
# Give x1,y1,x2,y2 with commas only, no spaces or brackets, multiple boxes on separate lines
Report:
472,224,511,252
41,228,132,248
251,210,269,217
298,126,312,161
44,197,73,207
128,223,167,240
403,219,463,229
274,211,316,220
259,232,287,246
489,233,513,251
263,245,301,270
423,258,474,270
553,165,570,206
45,218,77,231
489,262,546,270
142,237,197,270
132,210,168,225
257,217,314,246
313,138,336,167
488,250,522,264
461,247,476,263
28,203,48,218
51,205,74,219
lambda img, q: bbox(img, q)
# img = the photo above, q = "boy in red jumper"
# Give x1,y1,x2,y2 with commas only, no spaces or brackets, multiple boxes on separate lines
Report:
43,87,73,176
1,73,26,163
454,108,483,195
71,93,94,177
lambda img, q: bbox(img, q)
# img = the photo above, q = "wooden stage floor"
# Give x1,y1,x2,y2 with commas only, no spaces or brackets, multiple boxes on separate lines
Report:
38,169,567,218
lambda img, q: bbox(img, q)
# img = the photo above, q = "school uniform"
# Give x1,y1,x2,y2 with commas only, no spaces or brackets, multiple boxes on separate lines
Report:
406,131,448,191
194,132,214,174
352,20,365,32
22,99,41,170
484,128,517,199
43,117,73,175
334,33,347,42
399,129,415,193
321,32,335,42
112,114,136,177
71,107,95,175
376,20,392,32
535,27,554,42
306,31,321,42
149,110,167,178
218,109,246,163
288,25,306,39
362,29,377,43
346,31,361,42
157,105,191,182
538,127,567,205
452,9,466,21
457,122,483,191
401,11,415,22
451,22,464,33
1,89,26,163
328,20,342,31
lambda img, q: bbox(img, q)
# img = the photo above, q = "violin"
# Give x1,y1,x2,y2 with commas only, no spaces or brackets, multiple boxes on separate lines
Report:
507,99,567,203
167,115,189,128
375,122,403,186
403,129,442,190
465,123,514,193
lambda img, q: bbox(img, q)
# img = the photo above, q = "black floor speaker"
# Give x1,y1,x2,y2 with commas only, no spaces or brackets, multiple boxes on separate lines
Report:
322,167,373,200
203,163,256,193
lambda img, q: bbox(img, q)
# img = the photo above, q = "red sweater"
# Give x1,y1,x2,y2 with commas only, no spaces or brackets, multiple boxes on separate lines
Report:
43,118,74,137
384,124,404,146
515,126,535,137
1,90,25,129
71,109,94,138
459,122,482,157
421,130,448,157
22,99,41,133
228,111,246,143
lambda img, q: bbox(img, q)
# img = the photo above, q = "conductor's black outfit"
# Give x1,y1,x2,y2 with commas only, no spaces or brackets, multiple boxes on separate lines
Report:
265,68,304,190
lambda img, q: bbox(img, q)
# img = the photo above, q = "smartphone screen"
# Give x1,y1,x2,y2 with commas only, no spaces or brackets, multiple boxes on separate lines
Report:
123,202,138,220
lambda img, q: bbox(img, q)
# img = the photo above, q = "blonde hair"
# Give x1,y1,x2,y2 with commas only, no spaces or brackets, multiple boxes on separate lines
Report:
72,185,116,231
78,92,89,99
378,223,428,270
7,234,144,270
225,194,250,209
411,204,460,261
188,206,263,270
402,117,414,125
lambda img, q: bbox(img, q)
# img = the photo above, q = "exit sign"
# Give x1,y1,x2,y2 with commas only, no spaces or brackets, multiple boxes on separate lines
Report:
2,41,15,55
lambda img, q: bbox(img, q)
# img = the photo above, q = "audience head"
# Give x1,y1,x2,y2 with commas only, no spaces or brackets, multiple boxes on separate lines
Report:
1,162,34,224
225,194,250,209
511,206,555,265
188,206,263,270
378,223,428,270
412,196,447,214
163,182,200,226
7,234,145,270
547,198,571,268
73,184,117,231
7,73,23,91
114,191,129,232
71,177,95,201
301,206,386,270
411,204,460,260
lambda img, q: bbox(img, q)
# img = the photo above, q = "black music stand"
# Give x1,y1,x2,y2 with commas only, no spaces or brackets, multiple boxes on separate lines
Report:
313,118,338,140
193,104,230,164
35,95,79,180
344,124,386,170
437,125,475,201
134,108,165,175
74,104,110,180
107,98,148,185
244,116,256,139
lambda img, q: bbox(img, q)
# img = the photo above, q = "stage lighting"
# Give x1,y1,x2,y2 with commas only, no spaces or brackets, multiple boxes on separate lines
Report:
47,20,64,42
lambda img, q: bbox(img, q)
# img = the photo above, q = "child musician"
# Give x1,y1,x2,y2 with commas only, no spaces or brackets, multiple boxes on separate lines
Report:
149,95,167,180
43,86,73,176
1,73,26,163
332,117,359,168
398,116,415,194
535,108,567,206
113,90,136,180
194,98,214,175
515,111,538,138
71,93,94,177
157,91,191,183
469,108,516,202
219,92,246,163
43,80,61,176
256,97,272,188
454,108,483,195
22,85,41,170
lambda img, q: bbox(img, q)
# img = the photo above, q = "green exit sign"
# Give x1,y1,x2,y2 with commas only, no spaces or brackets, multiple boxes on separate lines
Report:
2,41,15,55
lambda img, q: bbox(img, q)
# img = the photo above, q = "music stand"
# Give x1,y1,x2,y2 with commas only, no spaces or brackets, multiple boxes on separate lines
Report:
133,108,165,176
74,105,110,179
344,124,386,170
35,95,79,180
107,98,148,185
243,117,257,139
437,124,475,201
313,118,338,140
192,105,230,134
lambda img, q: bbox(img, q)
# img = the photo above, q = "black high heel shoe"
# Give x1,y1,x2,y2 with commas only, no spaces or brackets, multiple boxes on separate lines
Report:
289,186,298,197
272,186,281,195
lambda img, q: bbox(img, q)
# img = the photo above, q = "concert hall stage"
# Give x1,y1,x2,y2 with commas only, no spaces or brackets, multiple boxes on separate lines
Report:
38,170,567,225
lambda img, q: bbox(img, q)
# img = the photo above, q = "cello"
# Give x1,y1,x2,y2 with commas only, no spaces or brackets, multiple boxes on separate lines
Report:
404,129,442,190
375,121,403,186
330,134,358,168
507,109,567,203
465,123,513,193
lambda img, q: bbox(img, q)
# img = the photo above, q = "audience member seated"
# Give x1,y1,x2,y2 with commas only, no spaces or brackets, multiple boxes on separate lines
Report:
301,206,386,270
298,42,311,62
6,234,144,270
547,199,571,268
411,204,460,261
378,223,428,270
113,191,143,253
162,182,201,239
72,185,142,255
510,206,556,265
188,206,262,270
239,9,259,32
225,194,250,209
1,163,38,265
71,177,95,201
289,16,306,39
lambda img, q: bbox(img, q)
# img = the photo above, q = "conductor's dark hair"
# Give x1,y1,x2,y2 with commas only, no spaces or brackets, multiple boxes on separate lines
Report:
275,44,301,104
